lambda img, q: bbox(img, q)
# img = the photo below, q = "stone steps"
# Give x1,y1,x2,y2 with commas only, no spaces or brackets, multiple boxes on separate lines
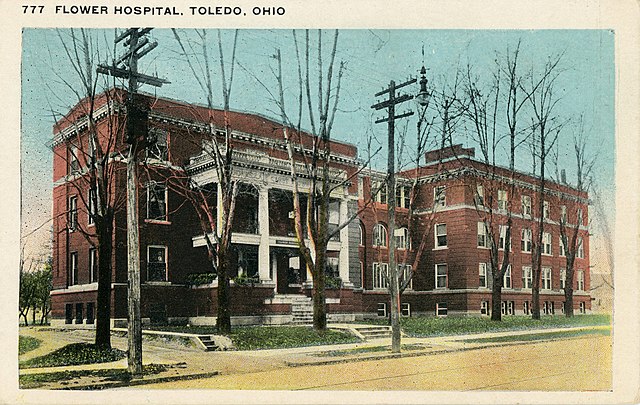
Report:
354,326,393,339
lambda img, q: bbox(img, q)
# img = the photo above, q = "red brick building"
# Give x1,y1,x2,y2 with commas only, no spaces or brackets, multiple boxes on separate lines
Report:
50,91,591,327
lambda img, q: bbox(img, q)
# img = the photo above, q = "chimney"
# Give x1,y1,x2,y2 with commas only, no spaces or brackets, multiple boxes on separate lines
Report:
425,144,475,163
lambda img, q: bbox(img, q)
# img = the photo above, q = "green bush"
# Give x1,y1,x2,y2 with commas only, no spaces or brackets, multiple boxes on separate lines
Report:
20,343,126,369
19,336,42,355
19,364,166,389
185,272,217,287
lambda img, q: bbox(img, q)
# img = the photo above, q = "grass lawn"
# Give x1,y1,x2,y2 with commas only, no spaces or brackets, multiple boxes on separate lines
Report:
19,336,42,355
316,343,426,358
148,325,359,350
20,343,126,369
19,364,166,389
367,313,610,337
461,327,611,344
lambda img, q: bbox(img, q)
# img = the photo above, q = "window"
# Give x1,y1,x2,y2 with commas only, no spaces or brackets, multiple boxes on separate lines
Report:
89,248,97,283
403,186,411,209
577,270,585,291
542,232,552,255
577,208,583,226
480,301,489,315
88,188,97,225
475,184,484,206
499,225,510,250
542,267,552,290
147,128,168,160
377,302,387,317
69,252,78,285
522,266,532,289
374,181,387,204
560,268,566,289
399,264,413,290
147,246,167,282
434,185,446,208
358,223,364,246
579,302,586,314
396,186,408,208
561,205,568,223
503,265,512,289
543,201,550,219
69,146,80,173
521,228,532,252
373,223,388,247
559,237,566,257
75,303,83,324
479,263,488,288
147,182,167,221
65,304,73,324
435,264,448,289
86,302,95,324
435,223,447,248
477,222,488,248
68,196,78,231
401,303,411,317
577,237,584,258
543,301,549,315
543,301,555,315
501,301,514,315
372,262,388,289
498,189,508,211
521,195,532,217
395,227,410,250
436,302,448,317
523,301,530,315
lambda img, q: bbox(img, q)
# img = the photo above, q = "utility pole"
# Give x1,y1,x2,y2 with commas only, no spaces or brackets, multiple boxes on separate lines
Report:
97,28,168,376
372,78,416,353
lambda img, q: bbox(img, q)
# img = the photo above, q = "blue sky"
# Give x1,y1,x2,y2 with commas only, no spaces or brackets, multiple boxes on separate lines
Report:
21,29,615,258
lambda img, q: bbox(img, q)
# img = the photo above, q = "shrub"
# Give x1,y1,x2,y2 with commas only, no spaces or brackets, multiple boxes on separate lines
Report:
20,343,126,369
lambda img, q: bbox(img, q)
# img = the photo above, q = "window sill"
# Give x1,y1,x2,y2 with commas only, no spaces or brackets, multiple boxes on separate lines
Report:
145,281,171,286
521,251,532,254
433,246,448,251
145,219,172,225
477,246,490,250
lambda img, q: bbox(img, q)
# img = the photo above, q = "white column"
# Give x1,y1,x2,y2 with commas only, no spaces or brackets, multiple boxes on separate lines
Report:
339,199,352,286
258,187,271,282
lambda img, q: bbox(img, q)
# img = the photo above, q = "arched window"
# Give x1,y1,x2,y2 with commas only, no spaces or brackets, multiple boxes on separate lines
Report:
359,222,365,246
395,227,410,250
373,223,388,247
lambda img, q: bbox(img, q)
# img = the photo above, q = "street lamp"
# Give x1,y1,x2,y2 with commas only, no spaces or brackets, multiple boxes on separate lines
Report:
415,65,430,107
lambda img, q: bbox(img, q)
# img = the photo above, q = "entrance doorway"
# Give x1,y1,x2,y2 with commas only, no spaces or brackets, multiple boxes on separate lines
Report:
271,247,306,294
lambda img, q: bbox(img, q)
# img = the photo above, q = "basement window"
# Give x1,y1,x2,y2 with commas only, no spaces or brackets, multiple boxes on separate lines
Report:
436,302,448,317
377,303,387,317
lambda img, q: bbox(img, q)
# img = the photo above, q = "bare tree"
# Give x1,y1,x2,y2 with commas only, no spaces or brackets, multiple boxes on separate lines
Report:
558,117,595,316
48,29,126,348
523,53,564,320
170,29,240,333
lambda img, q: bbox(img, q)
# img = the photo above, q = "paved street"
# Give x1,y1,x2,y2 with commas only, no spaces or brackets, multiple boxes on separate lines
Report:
137,334,611,391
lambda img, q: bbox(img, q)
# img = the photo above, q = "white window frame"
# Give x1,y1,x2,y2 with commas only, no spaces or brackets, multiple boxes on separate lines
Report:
579,302,586,314
147,182,168,221
560,268,566,289
477,222,488,248
147,245,168,282
377,302,387,317
542,267,552,290
577,270,585,291
498,189,508,211
521,195,532,218
372,262,389,290
399,264,413,290
559,237,566,257
479,263,488,288
480,300,489,315
523,301,530,315
435,263,448,289
374,181,387,204
577,208,583,226
434,185,446,208
88,188,97,226
69,145,80,173
68,195,78,232
373,223,388,248
435,223,447,249
543,201,550,220
561,205,568,223
146,128,169,161
401,302,411,317
358,223,364,246
395,227,410,250
503,265,512,289
89,248,97,283
522,266,532,289
577,237,584,259
498,225,511,251
475,184,484,206
521,228,532,253
69,251,78,285
542,232,552,255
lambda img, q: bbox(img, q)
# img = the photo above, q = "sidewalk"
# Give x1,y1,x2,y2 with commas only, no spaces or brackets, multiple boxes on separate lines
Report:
18,323,609,390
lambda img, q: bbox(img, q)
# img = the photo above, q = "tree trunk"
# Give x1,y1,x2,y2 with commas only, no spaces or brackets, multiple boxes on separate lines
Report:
95,213,114,349
531,246,541,320
491,278,502,321
313,247,327,331
565,256,576,317
216,246,232,334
